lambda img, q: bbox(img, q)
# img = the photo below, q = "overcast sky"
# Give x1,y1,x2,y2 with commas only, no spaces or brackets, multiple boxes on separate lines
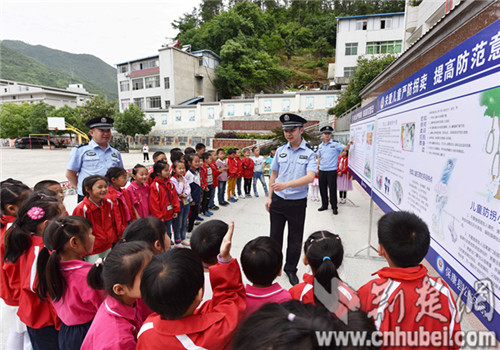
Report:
1,0,201,66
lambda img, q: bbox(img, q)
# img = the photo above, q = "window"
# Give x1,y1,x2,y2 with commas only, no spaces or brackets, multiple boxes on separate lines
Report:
146,96,161,109
380,18,392,29
164,77,170,89
119,81,129,92
356,20,367,30
145,76,160,89
344,67,356,77
366,41,402,54
132,78,143,90
165,100,170,108
131,59,159,71
345,43,358,56
133,98,144,109
121,99,130,110
118,65,128,73
199,58,203,66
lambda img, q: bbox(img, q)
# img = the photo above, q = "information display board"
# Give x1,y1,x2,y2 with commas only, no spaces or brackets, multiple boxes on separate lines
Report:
349,20,500,339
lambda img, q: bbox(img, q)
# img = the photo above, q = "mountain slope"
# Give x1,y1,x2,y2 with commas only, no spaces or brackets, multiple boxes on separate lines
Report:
1,40,117,100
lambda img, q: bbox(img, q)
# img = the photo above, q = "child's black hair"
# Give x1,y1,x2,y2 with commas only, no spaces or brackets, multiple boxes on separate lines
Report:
195,143,206,152
190,220,228,265
170,150,184,164
184,147,195,155
150,161,169,180
303,231,344,305
201,152,211,161
216,148,225,155
33,180,60,192
170,147,182,154
378,211,430,268
227,148,236,155
152,151,166,161
233,300,336,350
330,310,378,350
0,180,31,222
141,248,204,320
241,237,282,286
132,163,147,176
122,217,167,251
3,193,61,264
270,145,277,151
251,146,258,152
105,167,127,184
82,175,107,197
184,153,200,170
36,216,93,301
171,160,185,177
87,241,152,300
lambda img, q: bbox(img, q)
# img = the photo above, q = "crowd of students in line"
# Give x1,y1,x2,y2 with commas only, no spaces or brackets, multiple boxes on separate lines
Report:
0,142,461,350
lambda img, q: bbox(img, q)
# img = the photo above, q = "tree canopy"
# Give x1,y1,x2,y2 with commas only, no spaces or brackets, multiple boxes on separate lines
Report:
114,104,156,139
173,0,405,97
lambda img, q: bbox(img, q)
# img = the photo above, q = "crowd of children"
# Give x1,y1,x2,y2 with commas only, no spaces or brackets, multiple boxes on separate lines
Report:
0,141,462,349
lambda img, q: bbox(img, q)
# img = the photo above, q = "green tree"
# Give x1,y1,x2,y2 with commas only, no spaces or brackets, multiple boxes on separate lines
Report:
49,105,88,135
114,104,155,141
79,93,116,124
0,103,31,138
29,102,55,135
333,54,398,116
200,0,223,22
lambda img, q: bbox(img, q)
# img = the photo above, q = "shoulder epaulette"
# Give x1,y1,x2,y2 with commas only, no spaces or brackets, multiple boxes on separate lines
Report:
76,143,89,148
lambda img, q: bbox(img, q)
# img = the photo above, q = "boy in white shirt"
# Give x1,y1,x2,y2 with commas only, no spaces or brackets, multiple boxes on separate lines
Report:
251,147,268,197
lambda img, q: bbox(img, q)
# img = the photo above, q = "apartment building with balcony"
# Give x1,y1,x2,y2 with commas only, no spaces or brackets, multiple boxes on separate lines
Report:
116,47,220,113
334,12,405,87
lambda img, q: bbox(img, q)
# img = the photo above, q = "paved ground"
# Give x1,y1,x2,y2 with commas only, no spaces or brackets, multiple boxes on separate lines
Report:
0,147,490,349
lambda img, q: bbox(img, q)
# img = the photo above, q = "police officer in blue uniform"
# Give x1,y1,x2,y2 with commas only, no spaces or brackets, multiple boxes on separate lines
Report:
66,116,124,202
265,113,317,285
317,125,353,215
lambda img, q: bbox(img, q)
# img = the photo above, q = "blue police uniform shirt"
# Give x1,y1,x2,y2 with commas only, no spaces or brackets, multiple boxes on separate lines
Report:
270,139,317,200
317,140,345,171
67,139,124,195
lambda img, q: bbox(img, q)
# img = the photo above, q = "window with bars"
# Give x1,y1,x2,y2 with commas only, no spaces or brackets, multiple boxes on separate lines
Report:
132,78,143,90
164,77,170,89
145,76,160,89
119,81,129,92
366,41,402,54
146,96,161,109
344,67,356,77
133,98,144,109
345,43,358,56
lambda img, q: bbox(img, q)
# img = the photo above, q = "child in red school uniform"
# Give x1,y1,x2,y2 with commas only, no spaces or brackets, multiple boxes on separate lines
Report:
0,179,31,349
208,150,220,211
289,231,358,319
148,151,167,185
200,152,214,217
226,149,238,202
357,211,461,350
35,216,104,350
127,164,150,218
73,175,117,263
241,237,291,317
137,222,246,350
105,167,136,237
337,150,352,204
241,148,255,198
149,161,180,241
3,194,63,350
235,148,244,198
82,242,154,350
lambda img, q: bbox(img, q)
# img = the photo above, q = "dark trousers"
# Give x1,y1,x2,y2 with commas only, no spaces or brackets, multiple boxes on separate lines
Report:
143,152,149,161
236,177,242,196
318,170,338,209
27,325,59,350
201,186,213,213
59,320,92,350
187,203,200,232
244,178,252,195
339,191,347,199
269,193,307,274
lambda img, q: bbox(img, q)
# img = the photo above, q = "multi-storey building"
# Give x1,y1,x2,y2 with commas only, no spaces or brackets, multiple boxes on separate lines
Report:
0,80,93,108
334,12,405,87
116,47,220,112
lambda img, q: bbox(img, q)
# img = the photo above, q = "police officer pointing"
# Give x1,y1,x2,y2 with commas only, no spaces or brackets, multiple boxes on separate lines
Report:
66,116,124,202
265,113,317,286
317,125,353,215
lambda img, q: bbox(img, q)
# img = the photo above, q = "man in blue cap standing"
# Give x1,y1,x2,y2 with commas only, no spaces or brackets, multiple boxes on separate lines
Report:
66,116,124,202
265,113,317,285
317,125,353,215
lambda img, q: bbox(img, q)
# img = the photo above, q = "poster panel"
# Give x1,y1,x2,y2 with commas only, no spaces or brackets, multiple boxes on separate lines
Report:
373,20,500,339
348,100,377,196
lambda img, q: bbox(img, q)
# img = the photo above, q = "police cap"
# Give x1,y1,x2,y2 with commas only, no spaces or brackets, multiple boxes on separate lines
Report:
85,116,114,129
280,113,307,130
320,125,333,134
